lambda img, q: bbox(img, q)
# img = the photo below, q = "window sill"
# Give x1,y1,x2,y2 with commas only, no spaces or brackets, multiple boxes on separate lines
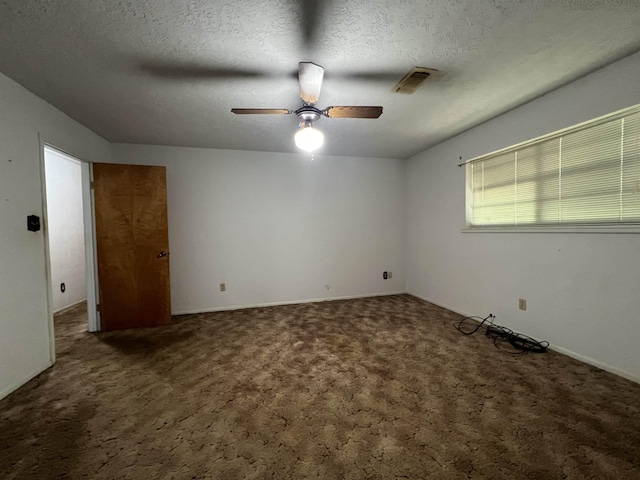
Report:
461,225,640,234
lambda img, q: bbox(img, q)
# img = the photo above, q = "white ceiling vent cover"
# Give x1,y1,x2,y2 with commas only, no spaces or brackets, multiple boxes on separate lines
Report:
393,67,439,94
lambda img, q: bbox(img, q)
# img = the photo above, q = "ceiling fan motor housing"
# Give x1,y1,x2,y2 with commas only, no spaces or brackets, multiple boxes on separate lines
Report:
296,106,322,123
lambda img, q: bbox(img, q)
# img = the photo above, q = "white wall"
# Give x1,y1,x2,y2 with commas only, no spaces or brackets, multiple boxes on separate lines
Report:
0,72,110,399
44,148,86,312
407,51,640,382
111,145,406,314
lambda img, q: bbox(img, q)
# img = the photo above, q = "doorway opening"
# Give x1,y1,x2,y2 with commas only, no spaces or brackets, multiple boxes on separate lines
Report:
42,145,97,355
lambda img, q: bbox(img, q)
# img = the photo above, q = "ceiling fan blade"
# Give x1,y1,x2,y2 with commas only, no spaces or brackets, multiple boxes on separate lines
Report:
298,62,324,104
323,106,383,119
231,108,292,115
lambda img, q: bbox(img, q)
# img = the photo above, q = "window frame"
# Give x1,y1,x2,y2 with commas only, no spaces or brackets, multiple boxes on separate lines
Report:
462,104,640,233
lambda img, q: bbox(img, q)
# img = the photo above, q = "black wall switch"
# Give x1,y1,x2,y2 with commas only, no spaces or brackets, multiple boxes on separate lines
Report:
27,215,40,232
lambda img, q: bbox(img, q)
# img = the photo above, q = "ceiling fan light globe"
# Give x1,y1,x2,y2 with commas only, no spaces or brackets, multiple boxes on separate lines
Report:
295,125,324,152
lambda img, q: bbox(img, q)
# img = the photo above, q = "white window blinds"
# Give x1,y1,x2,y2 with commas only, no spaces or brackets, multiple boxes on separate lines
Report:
466,106,640,227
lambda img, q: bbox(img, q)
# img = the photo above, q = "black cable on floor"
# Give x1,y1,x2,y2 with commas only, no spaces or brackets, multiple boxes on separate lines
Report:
454,314,549,354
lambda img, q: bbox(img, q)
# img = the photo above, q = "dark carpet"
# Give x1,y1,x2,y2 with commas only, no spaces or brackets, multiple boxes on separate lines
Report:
1,294,639,479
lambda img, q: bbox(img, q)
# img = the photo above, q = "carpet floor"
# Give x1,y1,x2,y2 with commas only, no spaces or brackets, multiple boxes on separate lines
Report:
1,295,639,479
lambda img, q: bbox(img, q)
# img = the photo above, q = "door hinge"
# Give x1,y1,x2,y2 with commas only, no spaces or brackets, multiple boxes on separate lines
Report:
90,181,95,189
96,303,100,312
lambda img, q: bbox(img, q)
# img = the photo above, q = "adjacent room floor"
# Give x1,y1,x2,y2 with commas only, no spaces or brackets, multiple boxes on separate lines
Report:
1,295,639,479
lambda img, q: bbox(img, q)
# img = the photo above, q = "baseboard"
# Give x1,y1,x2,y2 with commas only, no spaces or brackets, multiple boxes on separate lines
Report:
53,298,87,315
407,292,640,385
173,291,408,316
548,344,640,384
0,361,54,401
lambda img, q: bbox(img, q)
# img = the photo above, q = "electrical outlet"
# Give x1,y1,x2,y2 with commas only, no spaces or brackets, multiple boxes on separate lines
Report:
383,271,388,280
220,283,226,292
519,298,527,311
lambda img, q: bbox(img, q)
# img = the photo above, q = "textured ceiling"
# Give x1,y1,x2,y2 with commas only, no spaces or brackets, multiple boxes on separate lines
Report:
1,0,639,159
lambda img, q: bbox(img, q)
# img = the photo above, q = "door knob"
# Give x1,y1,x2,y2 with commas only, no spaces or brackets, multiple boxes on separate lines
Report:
157,251,168,258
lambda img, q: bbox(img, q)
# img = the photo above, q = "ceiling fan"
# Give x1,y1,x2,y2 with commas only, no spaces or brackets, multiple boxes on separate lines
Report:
231,62,383,153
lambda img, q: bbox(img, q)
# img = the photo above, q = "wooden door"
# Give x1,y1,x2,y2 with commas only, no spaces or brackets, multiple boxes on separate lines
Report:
93,163,171,331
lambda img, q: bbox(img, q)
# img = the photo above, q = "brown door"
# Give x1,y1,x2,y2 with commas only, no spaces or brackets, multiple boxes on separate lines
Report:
93,163,171,331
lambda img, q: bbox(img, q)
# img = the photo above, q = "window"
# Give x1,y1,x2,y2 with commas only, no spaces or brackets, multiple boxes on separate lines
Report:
466,105,640,228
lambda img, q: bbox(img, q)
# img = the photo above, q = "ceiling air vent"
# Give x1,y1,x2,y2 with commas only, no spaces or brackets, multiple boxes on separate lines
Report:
393,67,438,94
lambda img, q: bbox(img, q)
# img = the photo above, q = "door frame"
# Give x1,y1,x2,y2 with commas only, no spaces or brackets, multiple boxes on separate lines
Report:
39,136,100,363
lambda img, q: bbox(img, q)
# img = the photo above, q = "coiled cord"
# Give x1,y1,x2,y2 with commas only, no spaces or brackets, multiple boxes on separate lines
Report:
454,314,549,354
